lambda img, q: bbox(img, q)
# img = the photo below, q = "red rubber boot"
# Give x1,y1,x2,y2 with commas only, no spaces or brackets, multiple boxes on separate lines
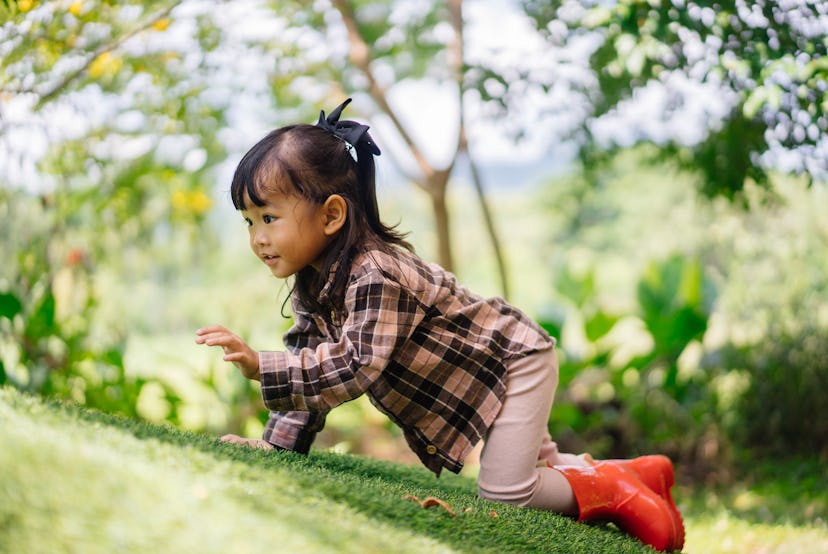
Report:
554,461,678,552
608,456,685,550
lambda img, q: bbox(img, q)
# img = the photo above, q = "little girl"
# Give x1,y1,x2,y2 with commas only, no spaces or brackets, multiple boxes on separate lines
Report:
196,99,684,552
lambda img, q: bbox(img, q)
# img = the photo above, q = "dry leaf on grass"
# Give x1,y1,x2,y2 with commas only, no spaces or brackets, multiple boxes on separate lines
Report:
402,494,457,517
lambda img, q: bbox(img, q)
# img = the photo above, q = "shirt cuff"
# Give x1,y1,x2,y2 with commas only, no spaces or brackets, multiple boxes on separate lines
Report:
262,414,319,455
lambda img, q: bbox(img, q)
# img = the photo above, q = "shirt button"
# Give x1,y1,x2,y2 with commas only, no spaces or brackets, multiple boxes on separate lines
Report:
426,445,437,455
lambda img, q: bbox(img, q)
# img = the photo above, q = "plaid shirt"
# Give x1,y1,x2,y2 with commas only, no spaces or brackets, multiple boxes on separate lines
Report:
260,247,554,475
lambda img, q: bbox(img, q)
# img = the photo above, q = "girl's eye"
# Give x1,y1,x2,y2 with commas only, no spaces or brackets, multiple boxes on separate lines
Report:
243,218,252,227
263,214,275,224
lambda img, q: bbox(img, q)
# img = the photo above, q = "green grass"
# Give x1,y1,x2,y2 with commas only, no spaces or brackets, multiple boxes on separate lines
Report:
0,387,652,554
4,387,826,554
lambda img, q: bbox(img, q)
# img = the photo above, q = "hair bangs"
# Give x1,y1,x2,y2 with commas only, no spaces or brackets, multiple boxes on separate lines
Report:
230,136,268,210
230,131,296,209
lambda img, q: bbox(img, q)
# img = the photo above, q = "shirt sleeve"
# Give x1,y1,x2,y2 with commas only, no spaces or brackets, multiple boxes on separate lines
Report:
262,410,327,454
258,269,425,414
261,297,329,453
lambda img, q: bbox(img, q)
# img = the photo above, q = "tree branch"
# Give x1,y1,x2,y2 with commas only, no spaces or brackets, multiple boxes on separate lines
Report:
330,0,439,190
35,1,180,108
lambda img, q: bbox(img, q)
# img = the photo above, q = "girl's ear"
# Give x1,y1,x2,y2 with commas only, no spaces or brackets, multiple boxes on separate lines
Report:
321,194,347,236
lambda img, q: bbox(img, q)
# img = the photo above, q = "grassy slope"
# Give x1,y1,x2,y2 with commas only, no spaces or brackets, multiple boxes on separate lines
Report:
0,387,652,554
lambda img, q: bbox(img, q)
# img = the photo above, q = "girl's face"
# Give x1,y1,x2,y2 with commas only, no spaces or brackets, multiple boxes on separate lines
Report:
242,189,339,279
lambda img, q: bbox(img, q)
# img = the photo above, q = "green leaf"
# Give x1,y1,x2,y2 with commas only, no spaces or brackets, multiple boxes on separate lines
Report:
636,255,711,362
102,348,124,368
678,257,703,307
584,311,620,342
550,402,584,428
26,291,56,339
556,267,595,308
0,292,22,321
743,87,768,118
538,320,563,339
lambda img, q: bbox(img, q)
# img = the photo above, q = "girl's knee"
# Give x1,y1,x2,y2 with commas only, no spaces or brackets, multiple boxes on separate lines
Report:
477,480,536,507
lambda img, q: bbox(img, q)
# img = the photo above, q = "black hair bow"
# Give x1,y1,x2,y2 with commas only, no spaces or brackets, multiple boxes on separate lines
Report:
316,98,381,158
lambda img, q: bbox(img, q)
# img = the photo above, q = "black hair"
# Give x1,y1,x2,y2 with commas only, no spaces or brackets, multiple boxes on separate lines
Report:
230,122,412,322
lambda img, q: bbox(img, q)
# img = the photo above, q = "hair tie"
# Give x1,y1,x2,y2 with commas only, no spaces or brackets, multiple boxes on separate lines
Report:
315,98,381,161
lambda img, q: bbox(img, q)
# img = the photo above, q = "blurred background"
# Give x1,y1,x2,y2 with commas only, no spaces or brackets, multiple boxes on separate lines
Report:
1,0,827,492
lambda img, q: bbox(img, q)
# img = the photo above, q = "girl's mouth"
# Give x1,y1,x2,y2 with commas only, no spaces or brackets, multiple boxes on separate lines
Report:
262,254,279,266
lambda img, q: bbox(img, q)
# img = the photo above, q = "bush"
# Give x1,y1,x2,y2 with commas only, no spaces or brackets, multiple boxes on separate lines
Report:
541,254,719,464
721,326,828,459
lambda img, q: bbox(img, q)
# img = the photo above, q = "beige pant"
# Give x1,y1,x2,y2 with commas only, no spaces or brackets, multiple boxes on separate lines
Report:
477,347,589,513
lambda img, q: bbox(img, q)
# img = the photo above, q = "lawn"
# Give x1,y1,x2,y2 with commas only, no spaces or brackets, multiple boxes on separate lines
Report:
0,387,651,554
2,386,826,554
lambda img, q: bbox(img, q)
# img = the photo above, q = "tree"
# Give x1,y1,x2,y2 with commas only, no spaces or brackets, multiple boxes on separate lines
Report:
518,0,827,200
258,0,510,295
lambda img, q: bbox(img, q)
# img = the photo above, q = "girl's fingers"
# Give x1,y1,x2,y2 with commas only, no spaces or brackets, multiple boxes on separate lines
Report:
202,334,230,346
196,325,228,335
198,332,239,347
196,327,256,376
195,326,238,344
219,434,273,450
196,329,223,343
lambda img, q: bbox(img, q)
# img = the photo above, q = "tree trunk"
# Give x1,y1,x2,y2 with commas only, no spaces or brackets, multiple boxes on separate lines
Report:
333,0,510,291
427,171,454,272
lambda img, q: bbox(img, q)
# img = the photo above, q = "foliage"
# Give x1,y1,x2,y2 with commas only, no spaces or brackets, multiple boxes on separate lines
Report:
715,326,828,459
255,0,513,290
0,0,231,413
517,0,828,199
541,253,717,465
535,149,828,476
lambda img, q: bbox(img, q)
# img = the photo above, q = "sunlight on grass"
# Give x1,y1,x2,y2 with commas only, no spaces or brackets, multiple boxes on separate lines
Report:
0,389,456,554
685,512,828,554
1,388,657,554
680,465,828,554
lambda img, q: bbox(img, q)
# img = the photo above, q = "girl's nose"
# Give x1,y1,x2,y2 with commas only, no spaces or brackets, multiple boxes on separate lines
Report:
252,229,268,246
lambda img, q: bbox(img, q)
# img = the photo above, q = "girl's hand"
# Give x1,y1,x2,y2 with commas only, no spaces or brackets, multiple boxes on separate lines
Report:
195,325,260,381
220,434,275,450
